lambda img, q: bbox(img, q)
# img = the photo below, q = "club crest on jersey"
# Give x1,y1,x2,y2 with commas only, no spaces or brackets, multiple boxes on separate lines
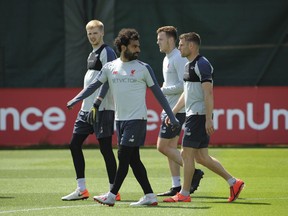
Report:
112,71,118,75
130,69,136,76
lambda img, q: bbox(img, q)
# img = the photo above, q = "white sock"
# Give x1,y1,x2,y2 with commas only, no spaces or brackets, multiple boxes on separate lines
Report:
77,178,86,191
172,176,181,188
227,177,236,186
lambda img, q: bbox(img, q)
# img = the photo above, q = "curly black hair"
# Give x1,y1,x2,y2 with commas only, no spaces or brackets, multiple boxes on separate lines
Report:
114,28,140,53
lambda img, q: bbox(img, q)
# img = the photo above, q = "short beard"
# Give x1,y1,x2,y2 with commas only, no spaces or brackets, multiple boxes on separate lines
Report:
124,49,138,61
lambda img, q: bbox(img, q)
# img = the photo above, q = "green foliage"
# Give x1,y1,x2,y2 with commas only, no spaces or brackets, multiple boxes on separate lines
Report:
0,148,288,215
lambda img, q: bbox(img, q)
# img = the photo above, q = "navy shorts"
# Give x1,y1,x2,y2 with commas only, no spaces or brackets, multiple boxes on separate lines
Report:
73,110,114,139
182,115,209,148
116,120,147,147
158,112,186,139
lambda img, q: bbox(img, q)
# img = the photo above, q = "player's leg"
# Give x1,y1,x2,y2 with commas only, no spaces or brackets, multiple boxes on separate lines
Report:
195,148,244,202
157,136,182,196
157,113,204,196
95,111,117,189
94,144,131,206
62,133,89,201
98,136,117,186
129,146,158,206
194,114,244,202
157,114,183,166
70,133,89,181
163,146,194,203
62,111,93,201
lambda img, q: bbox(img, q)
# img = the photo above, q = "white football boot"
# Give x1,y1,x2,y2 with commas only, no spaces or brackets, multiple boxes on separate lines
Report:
130,193,158,206
93,192,116,206
61,188,90,201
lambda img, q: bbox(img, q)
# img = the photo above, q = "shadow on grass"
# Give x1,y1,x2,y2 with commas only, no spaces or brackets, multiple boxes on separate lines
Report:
119,199,210,209
193,196,271,205
0,196,15,199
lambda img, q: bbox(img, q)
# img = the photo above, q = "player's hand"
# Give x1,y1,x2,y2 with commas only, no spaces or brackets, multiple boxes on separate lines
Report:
67,101,74,110
170,119,180,131
86,98,102,125
165,115,180,131
164,115,170,126
87,106,97,125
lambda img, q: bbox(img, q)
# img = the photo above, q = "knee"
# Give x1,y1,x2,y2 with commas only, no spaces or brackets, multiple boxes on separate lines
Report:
157,143,166,154
195,155,205,166
69,140,81,152
69,134,86,153
180,149,188,161
99,144,113,157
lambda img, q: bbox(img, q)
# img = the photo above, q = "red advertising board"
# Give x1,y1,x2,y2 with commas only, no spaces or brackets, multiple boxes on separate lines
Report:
0,87,287,147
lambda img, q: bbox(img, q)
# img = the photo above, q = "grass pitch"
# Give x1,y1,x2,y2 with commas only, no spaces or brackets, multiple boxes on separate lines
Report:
0,147,287,215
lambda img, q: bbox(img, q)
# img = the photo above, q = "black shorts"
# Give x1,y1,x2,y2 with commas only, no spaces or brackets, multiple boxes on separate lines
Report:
182,115,209,148
116,120,147,147
73,110,114,139
158,112,186,139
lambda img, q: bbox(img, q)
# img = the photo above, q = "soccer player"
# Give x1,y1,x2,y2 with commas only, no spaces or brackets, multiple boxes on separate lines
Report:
62,20,120,201
156,26,204,197
164,32,244,203
67,28,180,206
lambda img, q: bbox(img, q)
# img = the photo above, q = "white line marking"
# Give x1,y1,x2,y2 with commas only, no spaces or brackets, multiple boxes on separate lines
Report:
0,202,130,214
1,198,288,214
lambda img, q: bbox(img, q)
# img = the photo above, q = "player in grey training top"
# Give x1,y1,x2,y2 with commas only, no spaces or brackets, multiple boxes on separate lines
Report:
156,26,204,197
62,20,119,202
67,28,180,207
163,32,244,203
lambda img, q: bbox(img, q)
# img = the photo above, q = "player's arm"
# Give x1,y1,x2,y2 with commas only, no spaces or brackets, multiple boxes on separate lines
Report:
172,92,185,114
95,47,116,101
86,81,109,124
202,82,214,136
66,79,103,109
198,58,214,136
165,92,185,125
161,58,186,95
161,80,183,95
145,63,179,128
150,84,179,129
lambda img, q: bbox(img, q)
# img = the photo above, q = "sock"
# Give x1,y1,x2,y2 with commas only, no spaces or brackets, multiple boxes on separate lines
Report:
108,191,116,199
172,176,181,188
145,193,155,198
227,177,236,186
110,183,114,190
77,178,86,191
179,189,190,196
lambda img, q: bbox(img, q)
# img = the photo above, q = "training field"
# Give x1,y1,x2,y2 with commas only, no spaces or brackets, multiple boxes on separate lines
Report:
0,147,287,216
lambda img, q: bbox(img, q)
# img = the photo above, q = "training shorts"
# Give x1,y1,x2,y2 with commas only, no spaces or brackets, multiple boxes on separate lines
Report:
182,115,209,148
73,110,114,139
116,120,147,147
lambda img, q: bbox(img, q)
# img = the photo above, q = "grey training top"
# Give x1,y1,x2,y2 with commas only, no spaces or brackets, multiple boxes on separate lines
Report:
161,48,187,114
184,55,214,116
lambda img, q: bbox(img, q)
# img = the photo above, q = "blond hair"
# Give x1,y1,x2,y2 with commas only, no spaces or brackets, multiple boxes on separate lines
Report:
86,20,104,32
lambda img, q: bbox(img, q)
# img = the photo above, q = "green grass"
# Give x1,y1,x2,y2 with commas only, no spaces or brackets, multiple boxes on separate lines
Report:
0,147,288,216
